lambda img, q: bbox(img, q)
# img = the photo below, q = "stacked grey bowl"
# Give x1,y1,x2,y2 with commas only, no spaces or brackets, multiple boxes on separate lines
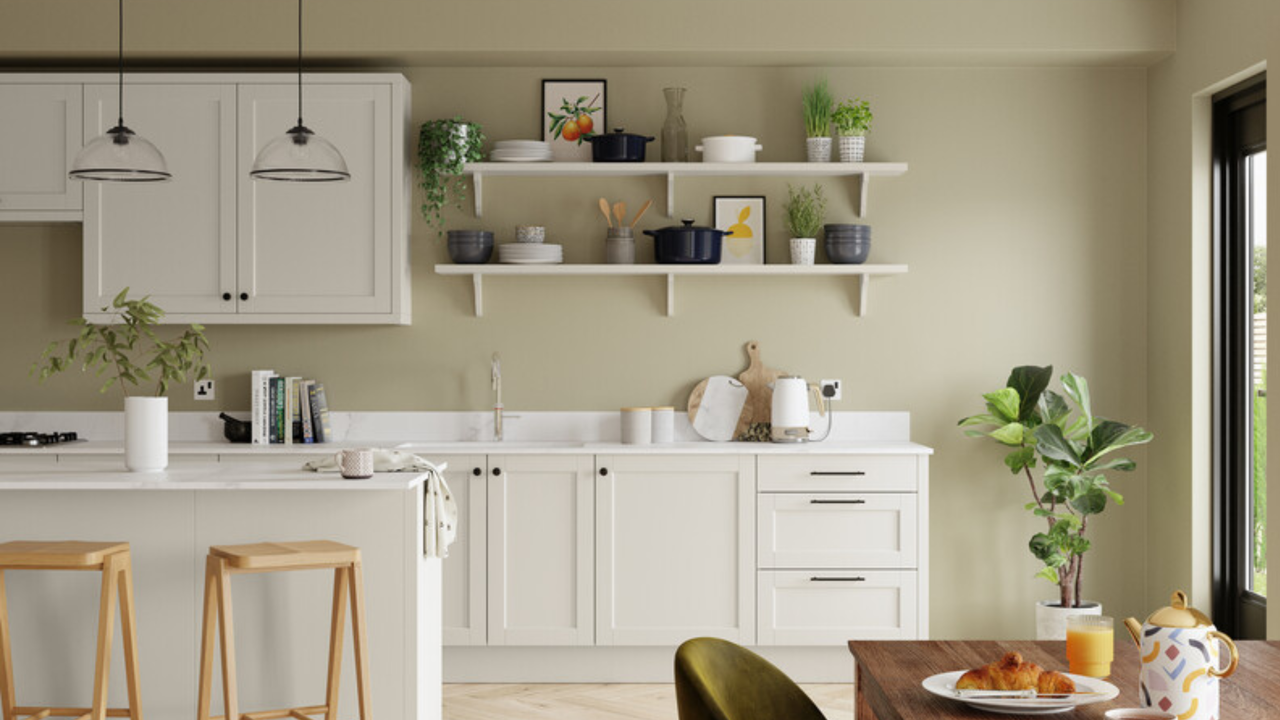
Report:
447,229,494,264
823,224,871,264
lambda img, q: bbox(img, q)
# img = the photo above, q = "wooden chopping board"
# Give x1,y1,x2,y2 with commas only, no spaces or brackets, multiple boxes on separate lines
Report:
735,341,787,438
686,375,749,442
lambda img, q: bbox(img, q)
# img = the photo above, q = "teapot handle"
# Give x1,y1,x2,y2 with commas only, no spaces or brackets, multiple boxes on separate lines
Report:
1207,630,1239,678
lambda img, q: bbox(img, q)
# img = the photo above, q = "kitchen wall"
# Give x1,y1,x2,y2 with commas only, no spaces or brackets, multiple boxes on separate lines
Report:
1144,0,1277,633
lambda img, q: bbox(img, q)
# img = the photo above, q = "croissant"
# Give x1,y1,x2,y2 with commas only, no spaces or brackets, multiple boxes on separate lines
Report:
955,652,1077,694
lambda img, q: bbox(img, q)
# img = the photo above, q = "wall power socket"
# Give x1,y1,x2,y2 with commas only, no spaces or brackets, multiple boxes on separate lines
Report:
195,379,215,401
820,379,842,401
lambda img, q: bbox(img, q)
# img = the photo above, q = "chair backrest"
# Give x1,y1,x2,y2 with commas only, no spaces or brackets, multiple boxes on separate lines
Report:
674,637,828,720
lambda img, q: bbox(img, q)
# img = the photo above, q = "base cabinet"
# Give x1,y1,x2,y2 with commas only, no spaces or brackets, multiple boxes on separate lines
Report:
757,570,919,644
439,455,487,646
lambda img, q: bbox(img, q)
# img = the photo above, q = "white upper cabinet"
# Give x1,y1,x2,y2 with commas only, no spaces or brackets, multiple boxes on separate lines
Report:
0,84,83,217
83,83,238,316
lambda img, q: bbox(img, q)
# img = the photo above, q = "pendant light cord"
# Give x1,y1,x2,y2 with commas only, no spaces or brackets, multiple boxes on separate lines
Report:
297,0,304,128
117,0,124,128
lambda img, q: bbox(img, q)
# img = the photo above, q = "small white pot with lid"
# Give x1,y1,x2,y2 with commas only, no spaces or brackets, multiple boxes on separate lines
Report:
696,136,763,163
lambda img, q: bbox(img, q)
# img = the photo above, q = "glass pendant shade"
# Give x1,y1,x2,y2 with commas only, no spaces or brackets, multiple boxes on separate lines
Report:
70,125,171,182
250,125,350,182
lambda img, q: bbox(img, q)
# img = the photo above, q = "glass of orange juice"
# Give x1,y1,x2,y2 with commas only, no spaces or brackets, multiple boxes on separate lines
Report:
1066,615,1115,678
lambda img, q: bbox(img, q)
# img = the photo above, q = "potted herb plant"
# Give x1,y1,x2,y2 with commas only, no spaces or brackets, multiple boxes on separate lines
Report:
802,78,834,162
958,365,1153,639
833,98,873,162
418,117,486,235
31,289,211,473
784,184,827,265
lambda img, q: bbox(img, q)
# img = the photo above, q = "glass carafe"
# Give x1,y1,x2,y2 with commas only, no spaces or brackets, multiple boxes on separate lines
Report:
661,87,688,162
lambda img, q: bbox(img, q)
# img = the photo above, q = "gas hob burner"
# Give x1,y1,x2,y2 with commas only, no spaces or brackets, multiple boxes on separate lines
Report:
0,432,82,447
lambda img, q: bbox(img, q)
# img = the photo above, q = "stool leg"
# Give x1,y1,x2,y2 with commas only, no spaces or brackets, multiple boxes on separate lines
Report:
324,568,349,720
116,554,143,720
213,558,238,720
347,562,371,720
0,570,15,720
197,558,217,720
91,554,121,720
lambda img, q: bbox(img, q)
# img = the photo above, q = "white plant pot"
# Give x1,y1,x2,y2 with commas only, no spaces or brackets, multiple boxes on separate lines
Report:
125,396,168,472
790,237,817,265
838,135,866,162
1035,599,1101,640
805,136,832,162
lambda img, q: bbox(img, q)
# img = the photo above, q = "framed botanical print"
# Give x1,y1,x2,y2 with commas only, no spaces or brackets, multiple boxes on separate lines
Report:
542,79,606,162
714,196,766,265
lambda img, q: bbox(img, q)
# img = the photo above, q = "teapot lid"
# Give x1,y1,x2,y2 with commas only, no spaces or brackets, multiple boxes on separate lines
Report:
1146,590,1214,628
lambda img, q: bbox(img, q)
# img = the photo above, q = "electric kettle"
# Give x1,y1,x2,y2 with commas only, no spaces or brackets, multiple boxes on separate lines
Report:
1123,591,1238,720
770,376,827,443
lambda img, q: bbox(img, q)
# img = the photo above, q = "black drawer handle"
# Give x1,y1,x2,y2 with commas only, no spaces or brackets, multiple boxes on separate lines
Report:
810,471,867,476
810,499,867,504
472,467,482,476
810,576,866,582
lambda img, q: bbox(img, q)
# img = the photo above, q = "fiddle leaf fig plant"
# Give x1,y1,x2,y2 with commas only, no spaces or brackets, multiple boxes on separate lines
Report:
959,365,1153,608
31,288,211,397
418,117,486,235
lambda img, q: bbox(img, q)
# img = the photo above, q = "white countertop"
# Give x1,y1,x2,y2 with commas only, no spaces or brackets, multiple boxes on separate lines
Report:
0,462,428,491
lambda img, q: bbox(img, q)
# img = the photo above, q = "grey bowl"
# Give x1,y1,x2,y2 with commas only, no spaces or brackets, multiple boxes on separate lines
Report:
447,236,495,264
824,237,870,264
824,223,872,235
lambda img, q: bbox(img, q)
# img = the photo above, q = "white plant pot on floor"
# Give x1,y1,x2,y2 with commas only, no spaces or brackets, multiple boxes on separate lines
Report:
1035,600,1101,640
125,396,168,472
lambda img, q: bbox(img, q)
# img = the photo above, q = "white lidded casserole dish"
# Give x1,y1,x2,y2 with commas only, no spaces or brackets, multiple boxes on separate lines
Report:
696,135,763,163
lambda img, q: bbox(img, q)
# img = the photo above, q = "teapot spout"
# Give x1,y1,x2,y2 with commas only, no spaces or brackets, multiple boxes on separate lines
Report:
1123,617,1143,647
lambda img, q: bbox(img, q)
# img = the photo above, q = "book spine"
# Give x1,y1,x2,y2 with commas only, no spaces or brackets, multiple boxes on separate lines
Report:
251,370,273,445
308,383,325,443
312,382,332,443
300,380,315,443
287,377,301,444
262,371,275,444
268,377,279,444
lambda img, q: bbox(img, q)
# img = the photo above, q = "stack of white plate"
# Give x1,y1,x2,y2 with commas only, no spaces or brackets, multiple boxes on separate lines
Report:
491,140,552,163
498,243,563,264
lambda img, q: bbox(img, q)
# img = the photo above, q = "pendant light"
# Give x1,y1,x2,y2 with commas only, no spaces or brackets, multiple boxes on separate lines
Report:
250,0,350,182
69,0,171,182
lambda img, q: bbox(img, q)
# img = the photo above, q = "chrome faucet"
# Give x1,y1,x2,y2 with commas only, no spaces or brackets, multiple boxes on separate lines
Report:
492,352,504,441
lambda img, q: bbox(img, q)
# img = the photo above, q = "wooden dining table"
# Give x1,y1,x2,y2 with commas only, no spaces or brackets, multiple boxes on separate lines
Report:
847,639,1280,719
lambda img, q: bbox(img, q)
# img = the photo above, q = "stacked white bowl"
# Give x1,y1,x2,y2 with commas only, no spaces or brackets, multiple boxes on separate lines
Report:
491,140,552,162
498,243,563,264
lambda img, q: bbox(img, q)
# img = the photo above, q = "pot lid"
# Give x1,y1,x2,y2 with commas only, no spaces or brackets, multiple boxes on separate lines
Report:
1145,590,1214,629
589,127,654,142
655,219,718,232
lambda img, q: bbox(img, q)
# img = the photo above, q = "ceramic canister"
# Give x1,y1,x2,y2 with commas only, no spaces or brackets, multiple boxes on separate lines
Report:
1123,591,1239,720
620,408,652,445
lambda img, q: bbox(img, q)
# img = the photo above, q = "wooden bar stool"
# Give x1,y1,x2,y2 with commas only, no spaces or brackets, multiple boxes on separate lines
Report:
0,541,142,720
197,541,370,720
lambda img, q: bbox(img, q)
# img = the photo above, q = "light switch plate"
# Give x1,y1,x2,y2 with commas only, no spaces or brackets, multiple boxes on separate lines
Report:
195,379,215,401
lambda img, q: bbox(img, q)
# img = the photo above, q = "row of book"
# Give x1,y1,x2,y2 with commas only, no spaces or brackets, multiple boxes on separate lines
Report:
250,371,333,444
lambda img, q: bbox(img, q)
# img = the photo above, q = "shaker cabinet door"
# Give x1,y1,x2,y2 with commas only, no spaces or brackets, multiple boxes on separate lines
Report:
0,84,82,214
438,455,488,646
82,83,238,317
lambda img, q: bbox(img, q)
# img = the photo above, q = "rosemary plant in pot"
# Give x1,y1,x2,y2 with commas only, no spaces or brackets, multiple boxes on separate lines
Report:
959,365,1153,639
418,118,486,236
833,99,873,162
784,184,827,265
802,78,834,162
32,289,211,472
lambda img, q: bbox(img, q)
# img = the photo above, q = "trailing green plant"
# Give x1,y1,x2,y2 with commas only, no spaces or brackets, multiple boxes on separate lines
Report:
783,184,827,238
418,118,486,235
959,366,1153,608
31,288,211,397
802,78,834,138
833,99,873,137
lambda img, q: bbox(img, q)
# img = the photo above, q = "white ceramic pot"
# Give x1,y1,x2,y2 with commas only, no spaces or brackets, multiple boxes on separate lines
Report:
1035,599,1101,640
125,396,168,472
696,136,763,163
790,237,817,265
806,137,832,162
838,135,866,162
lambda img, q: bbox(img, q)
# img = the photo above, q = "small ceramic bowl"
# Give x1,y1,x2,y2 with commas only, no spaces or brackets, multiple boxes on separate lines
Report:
515,225,546,243
1104,710,1176,720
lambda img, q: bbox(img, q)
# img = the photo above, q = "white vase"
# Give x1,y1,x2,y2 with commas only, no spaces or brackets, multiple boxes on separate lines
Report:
805,136,832,162
1035,599,1101,640
790,237,817,265
125,396,168,472
838,135,866,162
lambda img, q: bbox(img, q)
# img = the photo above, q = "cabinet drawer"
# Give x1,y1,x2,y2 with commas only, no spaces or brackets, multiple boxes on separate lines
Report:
758,454,919,492
757,570,918,644
758,493,917,569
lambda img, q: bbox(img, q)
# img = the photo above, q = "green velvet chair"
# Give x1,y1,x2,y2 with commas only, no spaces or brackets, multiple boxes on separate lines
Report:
674,637,828,720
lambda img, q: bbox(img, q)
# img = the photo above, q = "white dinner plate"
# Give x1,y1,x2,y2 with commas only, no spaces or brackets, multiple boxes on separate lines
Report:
921,671,1119,715
498,258,562,264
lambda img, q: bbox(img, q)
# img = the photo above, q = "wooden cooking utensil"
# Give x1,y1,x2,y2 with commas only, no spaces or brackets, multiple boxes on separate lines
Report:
613,202,626,227
735,341,787,439
598,198,613,228
629,199,653,228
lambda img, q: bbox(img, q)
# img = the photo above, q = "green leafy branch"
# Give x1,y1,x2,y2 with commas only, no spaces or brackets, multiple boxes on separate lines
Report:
30,288,211,398
418,118,486,236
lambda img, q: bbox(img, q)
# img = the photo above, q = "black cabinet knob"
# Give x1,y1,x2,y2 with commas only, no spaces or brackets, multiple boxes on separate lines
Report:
222,292,232,301
599,468,609,476
492,467,502,476
239,292,249,301
472,467,482,476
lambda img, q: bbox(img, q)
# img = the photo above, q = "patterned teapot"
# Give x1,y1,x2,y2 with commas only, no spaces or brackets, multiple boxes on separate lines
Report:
1123,591,1238,720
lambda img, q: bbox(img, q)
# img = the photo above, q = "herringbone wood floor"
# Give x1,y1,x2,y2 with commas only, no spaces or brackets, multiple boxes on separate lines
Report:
444,684,854,720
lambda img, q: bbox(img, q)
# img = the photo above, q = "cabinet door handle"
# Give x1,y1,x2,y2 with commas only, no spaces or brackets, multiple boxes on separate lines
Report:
472,467,482,476
492,467,502,476
809,499,867,504
809,471,866,476
222,292,232,301
810,576,866,582
239,292,249,301
599,468,609,477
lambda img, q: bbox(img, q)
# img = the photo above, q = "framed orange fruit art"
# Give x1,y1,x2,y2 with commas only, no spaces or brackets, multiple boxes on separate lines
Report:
542,79,606,161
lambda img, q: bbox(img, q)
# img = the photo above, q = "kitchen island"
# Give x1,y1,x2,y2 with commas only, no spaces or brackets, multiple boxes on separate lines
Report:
0,462,440,720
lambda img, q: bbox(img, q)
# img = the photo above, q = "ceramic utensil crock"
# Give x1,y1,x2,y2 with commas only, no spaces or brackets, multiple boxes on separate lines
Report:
1123,591,1238,720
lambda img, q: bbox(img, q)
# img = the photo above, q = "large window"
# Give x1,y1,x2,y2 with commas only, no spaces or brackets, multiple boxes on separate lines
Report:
1213,76,1266,638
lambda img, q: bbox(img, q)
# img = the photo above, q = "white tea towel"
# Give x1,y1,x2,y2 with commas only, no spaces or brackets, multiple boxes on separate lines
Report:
304,448,444,473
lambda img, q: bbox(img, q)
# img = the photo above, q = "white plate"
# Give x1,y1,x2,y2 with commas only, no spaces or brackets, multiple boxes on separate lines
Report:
921,671,1119,715
491,156,553,163
499,258,563,264
494,140,549,148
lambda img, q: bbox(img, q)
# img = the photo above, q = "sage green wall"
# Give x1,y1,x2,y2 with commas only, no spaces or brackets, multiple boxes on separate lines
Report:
0,64,1150,638
1145,0,1277,632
